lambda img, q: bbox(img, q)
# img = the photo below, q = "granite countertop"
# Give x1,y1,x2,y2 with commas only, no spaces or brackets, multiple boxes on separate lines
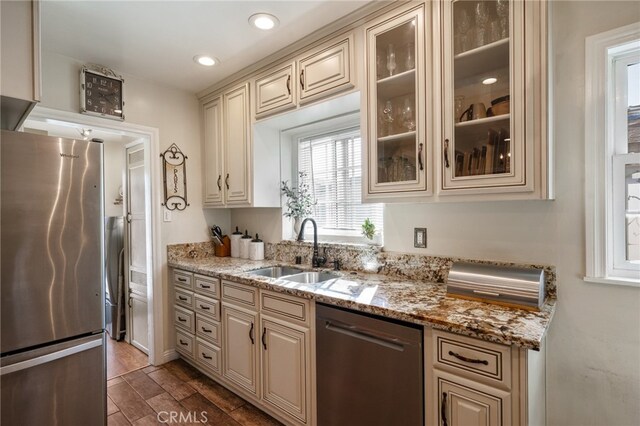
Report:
168,256,556,350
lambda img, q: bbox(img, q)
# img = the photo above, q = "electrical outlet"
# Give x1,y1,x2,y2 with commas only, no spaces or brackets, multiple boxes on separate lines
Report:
414,228,427,248
163,210,172,222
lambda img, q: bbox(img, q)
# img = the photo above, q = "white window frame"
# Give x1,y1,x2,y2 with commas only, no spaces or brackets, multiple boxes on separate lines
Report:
585,22,640,286
281,113,383,244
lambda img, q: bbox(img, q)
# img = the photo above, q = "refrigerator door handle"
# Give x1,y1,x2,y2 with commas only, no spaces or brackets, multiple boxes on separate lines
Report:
0,339,102,376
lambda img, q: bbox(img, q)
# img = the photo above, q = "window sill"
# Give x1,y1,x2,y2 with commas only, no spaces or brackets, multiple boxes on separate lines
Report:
583,276,640,288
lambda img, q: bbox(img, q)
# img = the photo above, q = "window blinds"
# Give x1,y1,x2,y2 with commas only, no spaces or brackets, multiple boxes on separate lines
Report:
298,128,383,233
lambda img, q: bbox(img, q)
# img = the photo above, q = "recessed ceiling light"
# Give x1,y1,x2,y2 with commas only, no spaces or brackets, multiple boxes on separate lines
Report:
194,55,217,67
249,13,279,30
482,77,498,85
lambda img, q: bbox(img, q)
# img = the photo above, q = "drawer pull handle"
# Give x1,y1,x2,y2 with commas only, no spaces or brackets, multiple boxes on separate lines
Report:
202,353,212,360
178,296,188,301
286,74,291,95
441,392,448,426
200,284,211,289
177,277,187,282
448,350,489,365
261,327,267,350
249,322,255,345
300,69,305,89
418,142,424,171
178,316,187,322
217,174,222,191
179,340,188,346
199,305,210,310
201,327,212,333
444,139,450,169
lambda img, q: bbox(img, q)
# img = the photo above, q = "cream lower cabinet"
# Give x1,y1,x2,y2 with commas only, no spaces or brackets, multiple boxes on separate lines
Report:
426,328,545,426
221,302,259,395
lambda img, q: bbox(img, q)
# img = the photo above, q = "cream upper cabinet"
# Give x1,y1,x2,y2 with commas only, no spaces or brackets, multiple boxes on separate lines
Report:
297,35,354,104
202,97,224,206
224,83,251,205
0,0,40,130
363,4,430,200
255,62,296,118
437,0,551,199
202,82,280,208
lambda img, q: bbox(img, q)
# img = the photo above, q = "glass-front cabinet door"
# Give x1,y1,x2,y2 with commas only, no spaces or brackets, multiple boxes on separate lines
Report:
365,5,428,197
441,0,530,193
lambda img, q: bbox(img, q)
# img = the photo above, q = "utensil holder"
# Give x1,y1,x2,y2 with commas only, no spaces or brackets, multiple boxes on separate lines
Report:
214,236,231,257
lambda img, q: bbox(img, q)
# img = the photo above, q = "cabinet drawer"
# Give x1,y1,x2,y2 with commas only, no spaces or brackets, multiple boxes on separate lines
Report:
194,294,221,321
433,330,511,387
175,329,194,358
174,305,195,333
260,290,310,326
174,288,194,309
196,337,221,374
195,315,221,346
221,280,258,308
194,274,220,298
173,270,193,290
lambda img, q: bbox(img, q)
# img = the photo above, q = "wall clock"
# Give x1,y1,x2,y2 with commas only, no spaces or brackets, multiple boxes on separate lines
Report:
80,64,124,121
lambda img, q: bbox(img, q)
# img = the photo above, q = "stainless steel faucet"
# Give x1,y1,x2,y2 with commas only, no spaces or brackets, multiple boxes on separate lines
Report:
296,218,326,268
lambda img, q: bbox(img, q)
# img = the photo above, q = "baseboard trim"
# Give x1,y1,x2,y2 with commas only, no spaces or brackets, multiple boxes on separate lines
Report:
161,349,179,364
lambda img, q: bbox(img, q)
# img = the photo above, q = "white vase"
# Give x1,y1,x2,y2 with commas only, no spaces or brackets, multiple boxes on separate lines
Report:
293,217,302,237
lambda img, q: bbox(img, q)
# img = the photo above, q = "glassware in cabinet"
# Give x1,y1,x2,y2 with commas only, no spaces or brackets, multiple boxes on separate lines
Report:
366,5,427,195
442,0,528,192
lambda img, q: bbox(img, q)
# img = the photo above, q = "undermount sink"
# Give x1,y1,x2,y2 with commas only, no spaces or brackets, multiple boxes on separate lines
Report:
280,271,340,284
247,266,304,279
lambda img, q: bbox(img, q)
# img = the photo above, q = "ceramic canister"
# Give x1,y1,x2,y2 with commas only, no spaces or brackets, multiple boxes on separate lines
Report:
240,230,252,259
230,226,243,258
249,234,264,261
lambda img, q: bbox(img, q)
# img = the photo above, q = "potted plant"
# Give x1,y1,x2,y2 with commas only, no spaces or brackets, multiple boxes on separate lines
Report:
281,172,316,235
361,218,379,244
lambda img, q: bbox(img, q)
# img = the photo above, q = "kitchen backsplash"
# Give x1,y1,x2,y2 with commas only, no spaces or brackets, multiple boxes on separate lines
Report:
167,240,557,298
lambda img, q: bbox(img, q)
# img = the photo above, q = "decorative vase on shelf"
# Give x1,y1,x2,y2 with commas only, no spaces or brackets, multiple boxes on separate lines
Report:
293,217,302,237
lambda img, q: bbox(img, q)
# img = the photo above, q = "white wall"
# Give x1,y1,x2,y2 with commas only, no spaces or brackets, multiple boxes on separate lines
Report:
40,50,231,357
231,2,640,425
103,140,126,218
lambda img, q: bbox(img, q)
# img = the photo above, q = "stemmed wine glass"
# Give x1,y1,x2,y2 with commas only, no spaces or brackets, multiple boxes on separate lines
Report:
495,0,509,39
386,44,397,76
382,100,394,135
402,99,415,131
474,2,490,48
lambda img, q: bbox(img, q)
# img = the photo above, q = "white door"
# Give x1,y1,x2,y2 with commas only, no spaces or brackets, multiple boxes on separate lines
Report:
125,141,149,354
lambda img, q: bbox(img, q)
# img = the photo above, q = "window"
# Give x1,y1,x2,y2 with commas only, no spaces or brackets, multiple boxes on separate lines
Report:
585,23,640,285
297,127,383,241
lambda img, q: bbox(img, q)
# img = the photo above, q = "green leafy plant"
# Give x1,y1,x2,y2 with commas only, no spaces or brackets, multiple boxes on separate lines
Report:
361,218,376,240
281,172,316,219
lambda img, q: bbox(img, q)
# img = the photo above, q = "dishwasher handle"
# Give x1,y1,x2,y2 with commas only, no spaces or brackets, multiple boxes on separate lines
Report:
323,320,405,352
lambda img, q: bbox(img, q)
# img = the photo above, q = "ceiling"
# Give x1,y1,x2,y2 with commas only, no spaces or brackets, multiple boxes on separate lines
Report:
41,1,372,94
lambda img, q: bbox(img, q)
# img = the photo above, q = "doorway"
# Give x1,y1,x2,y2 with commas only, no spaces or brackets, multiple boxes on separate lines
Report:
23,106,164,378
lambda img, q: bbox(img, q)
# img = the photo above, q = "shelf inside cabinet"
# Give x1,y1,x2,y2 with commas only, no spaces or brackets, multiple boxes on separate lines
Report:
377,69,416,100
454,114,510,149
454,38,509,82
378,130,416,143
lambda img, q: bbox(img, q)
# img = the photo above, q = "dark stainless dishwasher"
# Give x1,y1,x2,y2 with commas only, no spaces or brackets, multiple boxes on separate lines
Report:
316,303,423,426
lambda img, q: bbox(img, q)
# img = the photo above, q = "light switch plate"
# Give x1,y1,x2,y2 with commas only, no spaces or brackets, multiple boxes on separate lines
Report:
163,210,172,222
414,228,427,248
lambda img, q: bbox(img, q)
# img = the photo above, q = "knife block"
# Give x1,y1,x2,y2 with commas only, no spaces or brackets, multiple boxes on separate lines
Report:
214,236,231,257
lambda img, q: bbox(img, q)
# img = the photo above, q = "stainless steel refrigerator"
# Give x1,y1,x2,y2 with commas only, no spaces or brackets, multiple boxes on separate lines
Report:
0,130,106,425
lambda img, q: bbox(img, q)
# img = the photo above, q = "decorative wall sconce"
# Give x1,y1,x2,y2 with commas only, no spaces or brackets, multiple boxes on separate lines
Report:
160,143,190,211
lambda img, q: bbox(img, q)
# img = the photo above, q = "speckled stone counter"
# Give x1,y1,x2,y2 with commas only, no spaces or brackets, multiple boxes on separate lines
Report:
167,248,556,350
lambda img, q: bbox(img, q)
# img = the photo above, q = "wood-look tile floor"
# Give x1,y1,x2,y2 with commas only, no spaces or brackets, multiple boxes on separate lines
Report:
107,358,283,426
106,337,149,380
